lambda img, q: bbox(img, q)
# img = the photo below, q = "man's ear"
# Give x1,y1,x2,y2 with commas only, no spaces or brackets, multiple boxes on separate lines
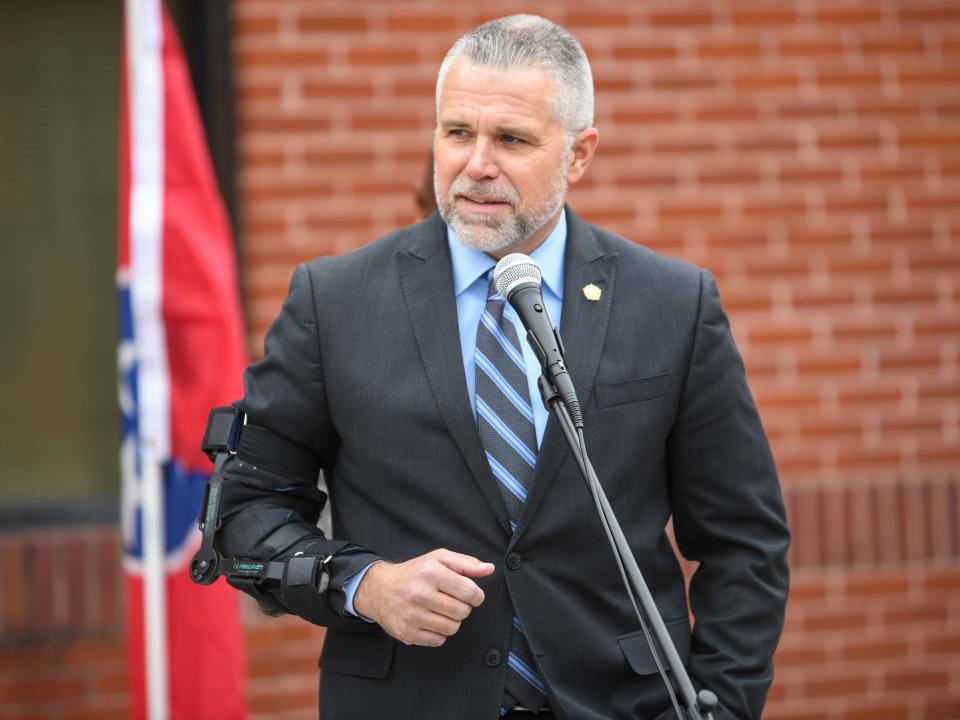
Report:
567,128,599,185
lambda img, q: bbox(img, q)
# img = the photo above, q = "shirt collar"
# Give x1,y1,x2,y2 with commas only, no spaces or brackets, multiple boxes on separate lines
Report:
447,210,567,298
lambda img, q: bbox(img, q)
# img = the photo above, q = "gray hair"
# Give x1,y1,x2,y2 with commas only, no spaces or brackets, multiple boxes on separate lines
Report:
435,15,594,137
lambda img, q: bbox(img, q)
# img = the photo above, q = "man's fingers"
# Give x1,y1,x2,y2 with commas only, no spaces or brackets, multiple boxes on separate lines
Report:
420,611,462,638
368,549,495,647
427,590,474,621
436,570,486,608
434,549,496,579
403,628,448,647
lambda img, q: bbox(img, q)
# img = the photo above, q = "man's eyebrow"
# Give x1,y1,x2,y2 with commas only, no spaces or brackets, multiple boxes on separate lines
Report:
439,118,538,138
496,125,537,141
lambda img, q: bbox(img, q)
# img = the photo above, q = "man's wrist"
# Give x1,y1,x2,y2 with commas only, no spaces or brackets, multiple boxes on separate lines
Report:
353,560,385,622
343,560,383,622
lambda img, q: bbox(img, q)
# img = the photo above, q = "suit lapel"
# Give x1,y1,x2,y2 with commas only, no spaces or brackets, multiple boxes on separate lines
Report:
513,208,618,539
395,217,512,533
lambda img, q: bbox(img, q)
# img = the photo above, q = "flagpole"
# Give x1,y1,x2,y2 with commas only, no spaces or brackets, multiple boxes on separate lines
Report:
121,0,250,711
126,0,170,717
142,452,169,720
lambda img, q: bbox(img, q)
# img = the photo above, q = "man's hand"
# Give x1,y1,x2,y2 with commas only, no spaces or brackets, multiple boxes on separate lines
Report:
353,548,494,647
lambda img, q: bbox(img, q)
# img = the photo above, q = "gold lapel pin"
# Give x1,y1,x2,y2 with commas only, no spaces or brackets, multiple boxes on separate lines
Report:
582,283,602,302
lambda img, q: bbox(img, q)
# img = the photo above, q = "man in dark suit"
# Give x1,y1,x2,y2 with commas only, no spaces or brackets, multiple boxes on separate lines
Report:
215,14,789,720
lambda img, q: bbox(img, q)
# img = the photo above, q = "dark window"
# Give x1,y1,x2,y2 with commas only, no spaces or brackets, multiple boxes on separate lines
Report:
0,1,121,518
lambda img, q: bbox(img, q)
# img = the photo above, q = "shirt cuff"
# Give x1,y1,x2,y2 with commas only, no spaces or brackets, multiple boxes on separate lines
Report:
341,560,383,621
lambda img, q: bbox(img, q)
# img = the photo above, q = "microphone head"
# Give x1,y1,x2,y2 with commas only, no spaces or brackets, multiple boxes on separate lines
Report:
494,253,542,298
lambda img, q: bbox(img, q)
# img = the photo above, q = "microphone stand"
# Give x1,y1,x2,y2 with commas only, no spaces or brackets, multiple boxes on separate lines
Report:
537,376,718,720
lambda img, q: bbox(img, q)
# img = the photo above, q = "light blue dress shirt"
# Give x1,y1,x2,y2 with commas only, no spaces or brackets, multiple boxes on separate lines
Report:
447,212,567,448
343,213,568,616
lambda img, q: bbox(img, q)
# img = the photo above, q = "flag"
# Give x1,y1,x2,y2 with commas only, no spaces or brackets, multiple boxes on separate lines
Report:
119,1,248,717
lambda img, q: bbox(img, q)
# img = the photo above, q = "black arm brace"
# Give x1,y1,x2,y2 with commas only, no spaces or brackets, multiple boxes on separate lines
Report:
191,405,353,618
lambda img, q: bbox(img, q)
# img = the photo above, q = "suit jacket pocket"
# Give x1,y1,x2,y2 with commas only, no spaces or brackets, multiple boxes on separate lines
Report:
596,372,672,409
319,629,395,679
617,616,691,675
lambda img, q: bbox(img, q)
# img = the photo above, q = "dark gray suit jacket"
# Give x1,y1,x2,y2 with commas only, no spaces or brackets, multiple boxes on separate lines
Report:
218,208,790,720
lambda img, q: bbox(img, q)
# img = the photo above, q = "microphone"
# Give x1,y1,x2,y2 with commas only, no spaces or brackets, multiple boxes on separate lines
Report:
494,254,583,428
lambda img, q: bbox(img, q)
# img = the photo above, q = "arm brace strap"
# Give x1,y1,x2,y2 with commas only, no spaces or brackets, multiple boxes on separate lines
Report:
202,405,321,483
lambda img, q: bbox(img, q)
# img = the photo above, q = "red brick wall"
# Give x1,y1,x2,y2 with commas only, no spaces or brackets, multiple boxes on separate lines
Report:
2,2,958,718
0,529,127,720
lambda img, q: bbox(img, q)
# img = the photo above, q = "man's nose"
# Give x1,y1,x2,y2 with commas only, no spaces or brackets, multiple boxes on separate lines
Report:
464,138,499,180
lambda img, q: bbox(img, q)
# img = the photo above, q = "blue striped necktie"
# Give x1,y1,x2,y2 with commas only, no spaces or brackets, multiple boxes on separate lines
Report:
475,273,549,713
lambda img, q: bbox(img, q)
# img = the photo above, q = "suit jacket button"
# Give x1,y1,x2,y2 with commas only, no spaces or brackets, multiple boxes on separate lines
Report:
485,649,502,667
506,552,522,570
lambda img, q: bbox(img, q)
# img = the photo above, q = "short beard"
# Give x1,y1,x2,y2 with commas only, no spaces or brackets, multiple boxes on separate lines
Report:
435,150,570,255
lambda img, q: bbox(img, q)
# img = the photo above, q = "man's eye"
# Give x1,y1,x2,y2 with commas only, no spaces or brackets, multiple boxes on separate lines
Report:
449,129,468,138
502,135,523,144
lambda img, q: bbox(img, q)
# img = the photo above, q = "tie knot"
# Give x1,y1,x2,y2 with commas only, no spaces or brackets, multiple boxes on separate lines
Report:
486,272,506,304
